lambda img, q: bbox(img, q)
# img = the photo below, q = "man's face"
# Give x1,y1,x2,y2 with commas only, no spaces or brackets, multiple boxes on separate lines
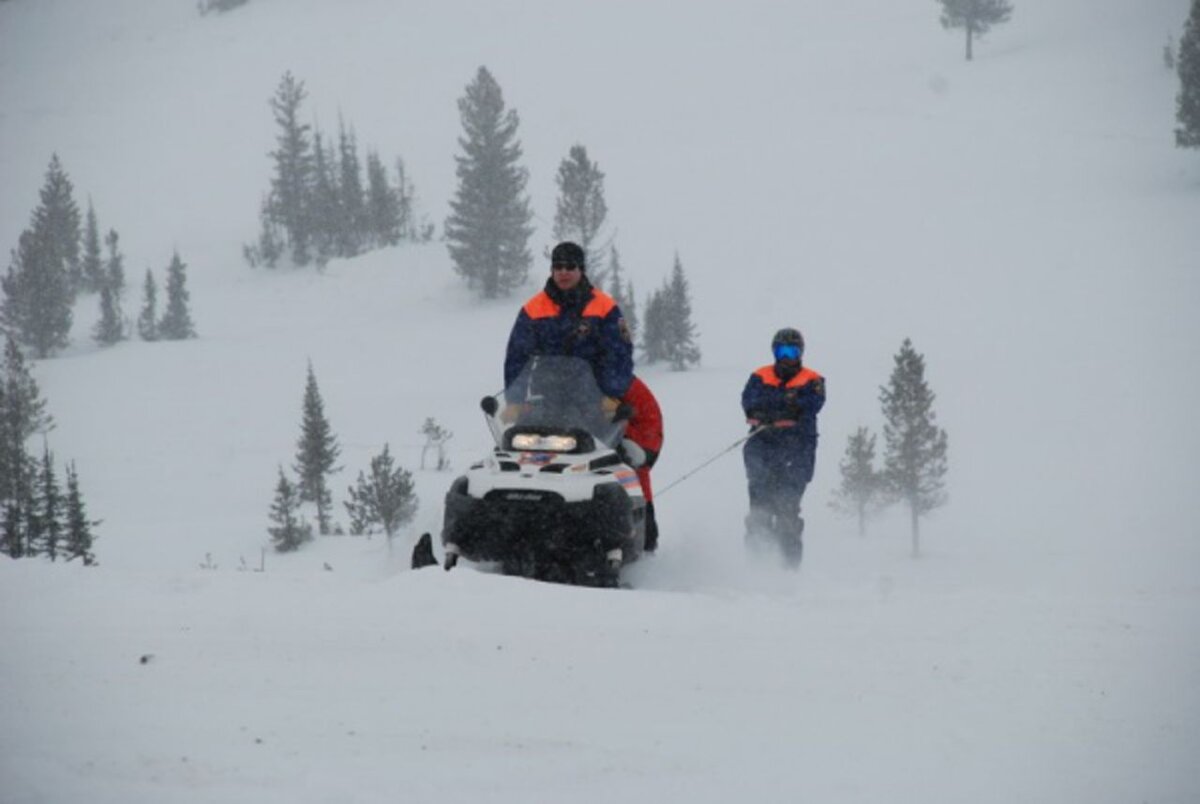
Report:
551,263,583,291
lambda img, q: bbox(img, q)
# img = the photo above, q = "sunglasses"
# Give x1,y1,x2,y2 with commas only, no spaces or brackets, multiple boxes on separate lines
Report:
773,344,802,361
551,263,582,272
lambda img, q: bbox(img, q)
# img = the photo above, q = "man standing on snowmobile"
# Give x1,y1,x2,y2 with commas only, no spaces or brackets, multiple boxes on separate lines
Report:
741,328,825,566
618,375,664,552
504,241,633,404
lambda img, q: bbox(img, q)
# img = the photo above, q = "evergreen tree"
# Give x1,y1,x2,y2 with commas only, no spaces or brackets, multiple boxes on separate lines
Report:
245,194,285,268
1165,34,1177,71
93,281,125,346
0,335,47,559
1,156,81,358
159,250,196,340
62,461,98,565
663,255,701,370
344,443,418,541
268,466,312,552
336,119,367,257
81,199,104,293
829,427,885,537
445,66,534,298
365,149,402,248
640,286,668,365
104,229,126,305
309,128,341,265
395,157,421,241
880,338,949,557
32,443,64,560
606,246,637,339
137,269,159,341
552,144,611,284
267,71,315,266
937,0,1013,61
1178,0,1200,148
293,362,340,535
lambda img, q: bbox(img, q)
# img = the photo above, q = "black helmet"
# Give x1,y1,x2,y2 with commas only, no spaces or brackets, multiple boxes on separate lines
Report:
771,327,805,362
550,241,586,270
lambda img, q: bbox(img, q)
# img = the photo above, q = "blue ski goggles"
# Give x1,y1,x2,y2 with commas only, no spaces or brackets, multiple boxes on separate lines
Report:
773,343,802,361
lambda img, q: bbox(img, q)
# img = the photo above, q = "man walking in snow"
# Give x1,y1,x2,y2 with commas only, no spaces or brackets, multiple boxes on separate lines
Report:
741,328,825,566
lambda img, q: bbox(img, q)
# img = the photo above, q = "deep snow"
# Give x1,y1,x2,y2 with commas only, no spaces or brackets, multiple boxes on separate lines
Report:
1,1,1198,802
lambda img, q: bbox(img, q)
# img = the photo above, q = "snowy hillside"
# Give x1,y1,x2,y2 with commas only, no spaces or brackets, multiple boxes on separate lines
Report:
2,1,1199,802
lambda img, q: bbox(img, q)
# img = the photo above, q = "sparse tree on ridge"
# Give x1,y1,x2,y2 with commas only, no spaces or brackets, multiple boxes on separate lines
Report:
81,199,104,293
607,246,637,340
268,466,311,552
937,0,1013,61
445,66,534,298
93,281,125,346
365,149,402,248
62,462,98,564
137,269,159,341
158,250,196,340
267,71,315,266
829,427,886,537
103,229,126,305
293,362,341,535
344,443,418,543
880,338,949,557
644,254,701,371
1178,0,1200,148
553,144,611,285
32,443,64,561
336,119,367,258
308,128,340,265
1,155,81,358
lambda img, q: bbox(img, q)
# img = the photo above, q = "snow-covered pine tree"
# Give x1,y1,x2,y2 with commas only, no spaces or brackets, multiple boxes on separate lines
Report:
81,199,104,293
553,144,611,286
662,254,701,371
0,335,52,559
267,71,315,266
309,128,341,265
159,250,196,340
93,281,125,346
880,338,949,557
32,443,64,560
336,119,367,258
365,149,401,248
62,461,98,565
445,66,534,298
245,193,285,268
1178,0,1200,148
937,0,1013,61
268,466,312,552
640,286,668,365
344,443,418,542
103,229,126,305
829,427,886,537
1,156,81,358
137,269,159,341
395,157,423,241
293,362,341,535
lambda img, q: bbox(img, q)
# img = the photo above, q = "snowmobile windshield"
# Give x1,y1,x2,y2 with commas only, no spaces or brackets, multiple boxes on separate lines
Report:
495,356,624,449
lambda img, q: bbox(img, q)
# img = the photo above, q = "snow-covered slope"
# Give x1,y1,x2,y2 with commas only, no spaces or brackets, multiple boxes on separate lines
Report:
2,1,1198,802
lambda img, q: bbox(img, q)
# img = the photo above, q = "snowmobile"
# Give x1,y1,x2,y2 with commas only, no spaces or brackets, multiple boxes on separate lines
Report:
423,355,646,587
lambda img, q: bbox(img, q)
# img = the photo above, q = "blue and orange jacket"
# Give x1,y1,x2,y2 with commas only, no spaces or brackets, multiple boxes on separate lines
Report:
741,363,826,451
504,279,633,399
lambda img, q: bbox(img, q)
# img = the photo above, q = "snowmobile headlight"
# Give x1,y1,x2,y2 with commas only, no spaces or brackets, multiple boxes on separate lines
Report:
510,433,577,452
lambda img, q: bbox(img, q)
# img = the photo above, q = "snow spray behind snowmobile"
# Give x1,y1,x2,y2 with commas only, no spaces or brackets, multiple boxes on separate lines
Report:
431,356,646,587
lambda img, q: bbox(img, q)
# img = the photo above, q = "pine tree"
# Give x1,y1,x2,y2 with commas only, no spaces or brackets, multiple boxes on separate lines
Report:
309,128,341,265
267,71,315,266
553,144,611,284
32,443,64,560
103,229,126,305
62,461,98,565
268,466,312,552
344,443,418,541
1,156,81,358
137,269,159,341
640,286,668,365
662,255,701,371
937,0,1013,61
606,246,638,339
365,149,401,248
245,194,285,268
93,281,125,346
336,119,367,257
159,250,196,340
395,157,420,241
81,199,105,293
880,338,949,557
0,335,47,559
829,427,885,537
293,363,340,535
445,66,534,298
1177,0,1200,148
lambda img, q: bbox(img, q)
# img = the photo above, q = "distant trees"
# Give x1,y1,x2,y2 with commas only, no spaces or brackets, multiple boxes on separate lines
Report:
1,155,79,358
606,246,638,339
244,72,427,269
553,145,611,285
641,254,700,370
158,251,196,339
137,270,159,341
445,66,534,298
1178,0,1200,148
936,0,1013,61
879,338,949,557
268,467,312,552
